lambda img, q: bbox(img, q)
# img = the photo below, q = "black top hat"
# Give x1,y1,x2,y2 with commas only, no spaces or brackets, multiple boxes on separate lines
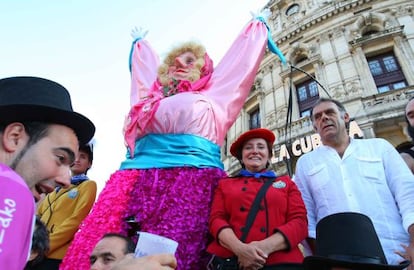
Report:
0,76,95,145
303,212,410,270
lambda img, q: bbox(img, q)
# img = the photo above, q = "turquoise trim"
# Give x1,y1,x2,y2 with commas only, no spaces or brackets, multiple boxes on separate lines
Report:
257,17,287,64
128,37,142,72
120,134,224,170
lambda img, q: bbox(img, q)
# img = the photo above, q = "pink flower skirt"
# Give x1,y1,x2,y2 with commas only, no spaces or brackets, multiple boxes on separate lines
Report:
61,167,226,270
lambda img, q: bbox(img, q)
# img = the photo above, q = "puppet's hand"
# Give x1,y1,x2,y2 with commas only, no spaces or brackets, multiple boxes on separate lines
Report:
250,8,271,22
131,26,148,41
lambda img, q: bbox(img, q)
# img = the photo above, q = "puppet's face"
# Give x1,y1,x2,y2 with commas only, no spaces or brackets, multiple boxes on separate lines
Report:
167,51,200,82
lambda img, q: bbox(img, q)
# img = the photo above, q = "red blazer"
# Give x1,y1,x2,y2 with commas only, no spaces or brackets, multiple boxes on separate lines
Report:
207,175,308,265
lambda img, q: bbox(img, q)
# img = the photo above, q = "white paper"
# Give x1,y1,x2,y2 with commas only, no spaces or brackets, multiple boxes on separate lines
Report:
134,231,178,257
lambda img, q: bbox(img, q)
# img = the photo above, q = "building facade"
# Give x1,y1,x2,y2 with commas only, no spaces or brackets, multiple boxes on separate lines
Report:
223,0,414,176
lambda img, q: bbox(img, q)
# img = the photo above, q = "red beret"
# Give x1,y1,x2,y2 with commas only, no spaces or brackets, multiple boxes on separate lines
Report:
230,128,275,158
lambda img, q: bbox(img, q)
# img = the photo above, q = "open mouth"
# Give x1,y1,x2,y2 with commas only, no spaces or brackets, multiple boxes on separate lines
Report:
174,68,189,74
33,185,43,202
33,183,55,202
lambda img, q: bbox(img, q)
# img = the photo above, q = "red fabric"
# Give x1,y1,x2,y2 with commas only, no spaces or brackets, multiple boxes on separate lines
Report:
207,175,307,265
230,128,276,158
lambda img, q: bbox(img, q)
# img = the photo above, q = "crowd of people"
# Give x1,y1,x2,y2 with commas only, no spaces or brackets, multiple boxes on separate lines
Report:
62,9,277,270
1,8,414,270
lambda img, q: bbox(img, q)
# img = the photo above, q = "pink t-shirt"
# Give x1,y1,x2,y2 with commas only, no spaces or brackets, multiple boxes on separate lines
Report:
0,163,34,270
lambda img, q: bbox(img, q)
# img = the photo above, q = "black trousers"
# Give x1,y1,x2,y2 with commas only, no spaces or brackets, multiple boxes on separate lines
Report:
261,265,304,270
208,256,304,270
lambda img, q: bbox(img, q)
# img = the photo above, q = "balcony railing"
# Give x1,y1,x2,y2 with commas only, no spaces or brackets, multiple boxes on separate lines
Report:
361,86,414,113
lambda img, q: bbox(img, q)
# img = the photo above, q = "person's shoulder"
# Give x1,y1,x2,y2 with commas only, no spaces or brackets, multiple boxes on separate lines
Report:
297,147,322,162
75,179,96,187
400,151,414,174
401,150,414,160
218,176,242,184
0,167,34,216
360,138,397,152
0,164,26,185
358,137,389,145
83,179,97,187
275,175,297,186
219,176,239,182
79,179,97,191
0,166,33,197
276,174,293,182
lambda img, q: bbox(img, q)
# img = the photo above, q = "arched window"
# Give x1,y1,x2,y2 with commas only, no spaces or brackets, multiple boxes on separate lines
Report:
286,4,300,16
249,108,261,129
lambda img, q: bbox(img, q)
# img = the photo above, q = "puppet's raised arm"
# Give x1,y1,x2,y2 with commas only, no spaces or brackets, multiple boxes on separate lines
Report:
128,28,160,107
206,13,281,142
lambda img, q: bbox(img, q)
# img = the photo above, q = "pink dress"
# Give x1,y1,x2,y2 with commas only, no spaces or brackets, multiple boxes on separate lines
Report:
0,164,34,270
62,18,268,270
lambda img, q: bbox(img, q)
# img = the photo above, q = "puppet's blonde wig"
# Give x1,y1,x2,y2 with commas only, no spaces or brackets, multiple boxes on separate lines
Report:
158,41,206,85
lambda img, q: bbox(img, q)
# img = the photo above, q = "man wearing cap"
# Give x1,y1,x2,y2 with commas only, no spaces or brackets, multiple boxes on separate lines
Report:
0,76,95,270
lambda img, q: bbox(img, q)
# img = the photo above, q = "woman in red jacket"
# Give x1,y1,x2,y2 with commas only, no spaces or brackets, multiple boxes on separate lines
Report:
207,128,307,270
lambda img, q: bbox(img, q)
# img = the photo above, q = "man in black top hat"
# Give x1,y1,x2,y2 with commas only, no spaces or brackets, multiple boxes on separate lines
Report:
303,212,410,270
0,76,95,270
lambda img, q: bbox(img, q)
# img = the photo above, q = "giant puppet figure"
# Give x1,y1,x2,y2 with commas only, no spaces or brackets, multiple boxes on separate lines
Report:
62,10,286,270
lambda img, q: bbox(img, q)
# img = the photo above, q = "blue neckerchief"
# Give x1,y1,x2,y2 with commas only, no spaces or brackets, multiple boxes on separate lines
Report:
239,169,276,178
71,174,89,185
56,174,89,192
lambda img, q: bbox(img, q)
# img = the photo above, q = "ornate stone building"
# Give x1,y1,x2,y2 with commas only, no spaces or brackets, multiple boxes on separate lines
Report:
223,0,414,176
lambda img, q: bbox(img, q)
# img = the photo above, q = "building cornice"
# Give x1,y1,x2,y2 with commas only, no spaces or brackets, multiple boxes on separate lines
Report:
271,0,373,45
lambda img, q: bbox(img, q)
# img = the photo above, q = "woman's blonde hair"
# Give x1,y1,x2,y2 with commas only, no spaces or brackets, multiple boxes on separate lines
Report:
158,41,206,86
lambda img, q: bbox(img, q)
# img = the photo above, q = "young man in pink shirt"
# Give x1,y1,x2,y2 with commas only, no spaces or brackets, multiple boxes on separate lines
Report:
0,76,95,270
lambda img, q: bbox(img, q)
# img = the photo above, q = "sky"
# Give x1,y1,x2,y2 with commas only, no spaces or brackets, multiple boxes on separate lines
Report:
0,0,269,194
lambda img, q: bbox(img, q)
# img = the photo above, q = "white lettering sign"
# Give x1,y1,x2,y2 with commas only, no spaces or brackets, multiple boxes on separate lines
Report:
273,120,363,162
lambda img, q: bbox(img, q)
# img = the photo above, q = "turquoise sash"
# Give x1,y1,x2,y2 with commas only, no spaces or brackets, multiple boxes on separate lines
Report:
120,134,224,170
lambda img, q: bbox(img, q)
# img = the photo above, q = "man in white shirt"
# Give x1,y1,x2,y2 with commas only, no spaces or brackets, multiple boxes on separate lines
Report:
295,97,414,267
